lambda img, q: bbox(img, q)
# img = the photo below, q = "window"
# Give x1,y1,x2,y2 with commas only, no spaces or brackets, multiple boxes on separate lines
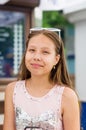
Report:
0,11,25,78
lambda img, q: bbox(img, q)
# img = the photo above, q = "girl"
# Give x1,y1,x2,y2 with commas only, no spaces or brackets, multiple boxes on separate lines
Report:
3,28,80,130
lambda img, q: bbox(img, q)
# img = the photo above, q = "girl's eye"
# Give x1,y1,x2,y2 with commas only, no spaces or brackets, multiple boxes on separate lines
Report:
29,49,35,52
42,51,50,54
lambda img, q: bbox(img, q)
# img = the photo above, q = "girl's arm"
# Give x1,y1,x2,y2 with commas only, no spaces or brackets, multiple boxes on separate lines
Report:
3,82,16,130
62,87,80,130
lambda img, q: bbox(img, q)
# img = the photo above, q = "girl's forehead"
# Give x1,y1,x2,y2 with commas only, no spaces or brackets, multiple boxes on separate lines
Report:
30,34,50,40
29,34,55,44
27,35,56,50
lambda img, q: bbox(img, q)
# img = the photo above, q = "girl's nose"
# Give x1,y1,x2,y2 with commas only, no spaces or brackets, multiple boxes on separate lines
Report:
33,52,41,61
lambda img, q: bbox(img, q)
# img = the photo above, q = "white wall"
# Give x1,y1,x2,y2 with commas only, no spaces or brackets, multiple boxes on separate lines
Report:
75,20,86,101
39,0,66,10
64,0,86,4
39,0,86,11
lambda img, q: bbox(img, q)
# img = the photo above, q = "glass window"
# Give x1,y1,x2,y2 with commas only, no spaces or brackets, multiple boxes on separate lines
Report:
0,11,25,78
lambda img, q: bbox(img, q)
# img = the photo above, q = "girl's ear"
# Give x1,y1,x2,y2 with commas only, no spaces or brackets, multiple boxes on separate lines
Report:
55,54,60,64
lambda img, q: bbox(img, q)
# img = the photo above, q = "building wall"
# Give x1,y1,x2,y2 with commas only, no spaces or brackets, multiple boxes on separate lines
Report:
75,20,86,101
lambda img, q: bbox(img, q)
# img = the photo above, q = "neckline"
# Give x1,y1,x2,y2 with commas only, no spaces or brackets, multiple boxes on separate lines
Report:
23,80,57,101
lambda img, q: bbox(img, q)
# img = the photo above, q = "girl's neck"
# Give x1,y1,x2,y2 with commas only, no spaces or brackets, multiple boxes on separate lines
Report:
26,76,54,90
25,76,55,98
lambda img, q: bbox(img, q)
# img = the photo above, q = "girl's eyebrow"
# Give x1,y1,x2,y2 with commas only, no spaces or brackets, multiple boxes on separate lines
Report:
28,45,51,50
41,47,52,51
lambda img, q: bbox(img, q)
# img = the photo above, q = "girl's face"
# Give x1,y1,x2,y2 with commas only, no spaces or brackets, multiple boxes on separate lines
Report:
25,34,60,77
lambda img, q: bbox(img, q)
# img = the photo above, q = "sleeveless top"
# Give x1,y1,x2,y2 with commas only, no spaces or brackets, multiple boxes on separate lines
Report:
13,80,64,130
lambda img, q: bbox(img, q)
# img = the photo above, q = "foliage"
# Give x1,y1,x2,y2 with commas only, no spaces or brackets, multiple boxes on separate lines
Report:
42,11,72,28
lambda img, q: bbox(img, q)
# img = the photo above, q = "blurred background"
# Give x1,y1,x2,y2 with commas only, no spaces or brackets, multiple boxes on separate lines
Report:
0,0,86,129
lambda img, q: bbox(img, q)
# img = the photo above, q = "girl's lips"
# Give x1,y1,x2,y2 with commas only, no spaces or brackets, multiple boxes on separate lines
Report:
31,63,43,68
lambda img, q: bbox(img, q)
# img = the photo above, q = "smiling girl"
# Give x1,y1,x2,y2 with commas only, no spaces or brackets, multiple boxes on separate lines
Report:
3,28,80,130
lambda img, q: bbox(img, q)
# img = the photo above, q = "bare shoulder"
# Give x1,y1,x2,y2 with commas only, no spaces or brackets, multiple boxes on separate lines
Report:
61,87,80,130
5,81,17,95
63,87,78,100
62,87,79,111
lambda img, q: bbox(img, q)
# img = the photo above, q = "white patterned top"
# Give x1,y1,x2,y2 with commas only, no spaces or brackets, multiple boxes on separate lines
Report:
13,80,64,130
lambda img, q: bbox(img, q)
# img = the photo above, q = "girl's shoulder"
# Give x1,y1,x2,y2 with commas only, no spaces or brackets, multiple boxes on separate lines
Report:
63,87,78,100
5,80,25,94
5,81,18,96
62,87,79,111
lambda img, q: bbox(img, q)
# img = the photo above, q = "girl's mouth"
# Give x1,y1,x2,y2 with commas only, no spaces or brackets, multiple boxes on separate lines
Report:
31,63,43,68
